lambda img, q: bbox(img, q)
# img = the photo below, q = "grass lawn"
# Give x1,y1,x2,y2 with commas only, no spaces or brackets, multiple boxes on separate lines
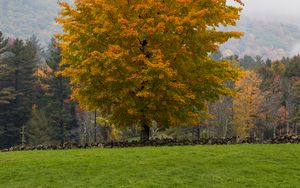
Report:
0,145,300,188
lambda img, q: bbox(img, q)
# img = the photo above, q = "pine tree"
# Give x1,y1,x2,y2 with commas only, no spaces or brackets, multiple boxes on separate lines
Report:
0,39,37,148
43,40,79,145
25,105,53,145
0,31,16,105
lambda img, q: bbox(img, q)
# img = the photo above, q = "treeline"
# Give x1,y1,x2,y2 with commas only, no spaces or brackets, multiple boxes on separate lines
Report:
0,32,78,149
202,54,300,139
1,31,300,148
149,54,300,140
0,32,134,149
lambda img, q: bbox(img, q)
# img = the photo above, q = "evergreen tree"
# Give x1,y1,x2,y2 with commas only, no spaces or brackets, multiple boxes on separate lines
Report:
0,31,7,54
43,40,79,145
0,31,15,105
0,39,37,148
25,105,53,146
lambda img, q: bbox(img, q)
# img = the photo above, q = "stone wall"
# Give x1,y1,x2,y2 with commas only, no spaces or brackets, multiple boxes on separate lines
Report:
1,135,300,152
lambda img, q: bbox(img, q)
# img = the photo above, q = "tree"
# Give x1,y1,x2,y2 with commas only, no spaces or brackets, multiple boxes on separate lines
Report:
25,105,53,146
43,40,79,145
208,95,234,138
293,81,300,134
0,31,15,105
0,39,37,148
56,0,244,140
0,31,7,53
233,71,264,137
239,55,255,70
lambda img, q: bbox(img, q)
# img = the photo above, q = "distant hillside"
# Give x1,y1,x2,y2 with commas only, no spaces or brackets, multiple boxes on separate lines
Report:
1,0,300,59
221,17,300,60
0,0,71,44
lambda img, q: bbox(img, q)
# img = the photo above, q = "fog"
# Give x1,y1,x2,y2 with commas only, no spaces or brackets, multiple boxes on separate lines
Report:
243,0,300,16
243,0,300,57
230,0,300,23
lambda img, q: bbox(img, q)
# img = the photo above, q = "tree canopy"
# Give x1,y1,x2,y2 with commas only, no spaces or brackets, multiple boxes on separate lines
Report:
56,0,244,139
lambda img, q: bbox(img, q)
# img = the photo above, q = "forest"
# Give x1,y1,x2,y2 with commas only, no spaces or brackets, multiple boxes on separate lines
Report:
1,31,300,149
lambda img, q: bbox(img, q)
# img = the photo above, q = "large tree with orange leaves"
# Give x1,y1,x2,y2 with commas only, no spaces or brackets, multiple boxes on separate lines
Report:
56,0,243,140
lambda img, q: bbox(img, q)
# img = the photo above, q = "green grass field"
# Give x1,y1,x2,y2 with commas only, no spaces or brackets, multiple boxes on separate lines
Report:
0,145,300,188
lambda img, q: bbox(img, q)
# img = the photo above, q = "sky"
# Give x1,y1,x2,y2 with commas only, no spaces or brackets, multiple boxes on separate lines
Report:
231,0,300,21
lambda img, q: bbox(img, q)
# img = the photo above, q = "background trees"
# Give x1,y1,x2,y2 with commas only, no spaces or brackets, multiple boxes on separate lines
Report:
0,38,37,148
42,40,79,145
233,71,264,137
0,32,15,105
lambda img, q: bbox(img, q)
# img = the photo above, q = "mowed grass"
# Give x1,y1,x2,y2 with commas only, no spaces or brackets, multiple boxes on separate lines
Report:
0,145,300,188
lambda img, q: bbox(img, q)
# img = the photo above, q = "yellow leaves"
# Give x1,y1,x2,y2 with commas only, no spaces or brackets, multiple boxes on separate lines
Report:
62,35,80,43
55,18,65,24
104,45,128,60
125,67,135,73
93,27,107,34
105,76,115,82
90,67,101,76
146,18,155,24
176,0,192,4
56,0,244,129
173,95,186,104
186,92,196,100
118,17,128,25
187,111,200,119
158,74,164,80
127,108,138,116
58,2,72,16
120,27,139,38
156,22,166,32
176,26,184,33
136,91,154,98
233,70,264,137
182,9,207,26
163,15,180,24
90,51,104,59
100,2,116,12
133,54,148,62
169,82,187,90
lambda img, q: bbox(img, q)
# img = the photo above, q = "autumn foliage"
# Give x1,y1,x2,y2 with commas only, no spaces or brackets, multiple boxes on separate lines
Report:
233,71,265,137
56,0,243,139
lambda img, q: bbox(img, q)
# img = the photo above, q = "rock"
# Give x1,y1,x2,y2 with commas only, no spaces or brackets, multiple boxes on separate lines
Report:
36,145,44,150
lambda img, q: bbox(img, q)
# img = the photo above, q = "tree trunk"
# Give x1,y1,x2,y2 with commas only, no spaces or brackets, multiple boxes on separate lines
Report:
206,124,210,138
94,110,97,143
196,125,200,140
224,119,228,138
21,125,25,146
285,106,289,135
60,120,64,146
140,123,150,141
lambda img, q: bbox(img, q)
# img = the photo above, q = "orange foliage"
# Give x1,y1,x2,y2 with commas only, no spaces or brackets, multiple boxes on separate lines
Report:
56,0,243,128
